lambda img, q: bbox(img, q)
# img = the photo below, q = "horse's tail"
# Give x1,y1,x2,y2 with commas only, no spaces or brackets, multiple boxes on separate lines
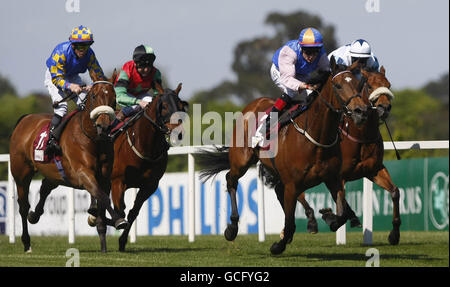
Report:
197,146,230,182
258,163,281,189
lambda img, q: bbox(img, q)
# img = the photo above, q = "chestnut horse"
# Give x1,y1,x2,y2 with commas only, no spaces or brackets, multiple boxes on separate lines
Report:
9,71,127,253
198,58,370,254
89,83,188,252
296,66,401,245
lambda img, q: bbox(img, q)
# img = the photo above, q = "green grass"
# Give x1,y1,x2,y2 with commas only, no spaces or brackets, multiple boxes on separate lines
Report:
0,231,448,267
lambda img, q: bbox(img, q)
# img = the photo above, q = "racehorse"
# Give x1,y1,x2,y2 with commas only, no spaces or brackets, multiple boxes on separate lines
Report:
93,83,188,252
198,58,370,254
295,66,401,245
9,71,127,253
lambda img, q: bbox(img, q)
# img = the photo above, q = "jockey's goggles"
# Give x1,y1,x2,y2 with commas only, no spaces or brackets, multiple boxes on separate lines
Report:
302,47,321,56
73,43,91,51
135,59,153,68
351,57,368,65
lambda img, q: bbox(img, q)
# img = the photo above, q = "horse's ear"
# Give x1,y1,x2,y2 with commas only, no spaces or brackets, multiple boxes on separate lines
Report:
380,66,385,75
175,83,182,95
154,81,164,95
89,69,99,82
110,68,118,84
361,68,369,79
330,56,337,74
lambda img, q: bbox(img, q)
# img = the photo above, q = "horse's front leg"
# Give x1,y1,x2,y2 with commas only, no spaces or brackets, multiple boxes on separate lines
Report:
321,178,352,232
118,183,159,252
371,166,401,245
271,183,299,255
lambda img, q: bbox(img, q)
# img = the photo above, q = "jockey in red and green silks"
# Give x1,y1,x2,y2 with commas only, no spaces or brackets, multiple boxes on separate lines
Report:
113,45,163,121
44,25,105,156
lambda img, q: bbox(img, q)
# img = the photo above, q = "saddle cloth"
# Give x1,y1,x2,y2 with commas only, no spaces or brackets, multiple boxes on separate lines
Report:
252,103,309,149
33,110,79,163
33,122,52,162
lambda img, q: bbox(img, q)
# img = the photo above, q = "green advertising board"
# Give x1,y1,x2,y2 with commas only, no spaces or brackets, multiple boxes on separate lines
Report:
295,157,449,232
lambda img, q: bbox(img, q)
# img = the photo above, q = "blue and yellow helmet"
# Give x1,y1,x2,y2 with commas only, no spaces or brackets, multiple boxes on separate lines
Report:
69,25,94,44
298,27,323,48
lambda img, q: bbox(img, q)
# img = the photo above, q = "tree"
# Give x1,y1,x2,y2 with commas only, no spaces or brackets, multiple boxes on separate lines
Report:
193,10,339,104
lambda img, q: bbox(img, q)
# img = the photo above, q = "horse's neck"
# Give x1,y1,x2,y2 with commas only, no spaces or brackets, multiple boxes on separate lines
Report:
132,99,164,153
300,79,341,144
77,109,97,140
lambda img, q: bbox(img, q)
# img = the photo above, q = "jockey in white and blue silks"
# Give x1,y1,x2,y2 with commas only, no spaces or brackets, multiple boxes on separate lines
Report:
252,27,330,147
328,39,380,79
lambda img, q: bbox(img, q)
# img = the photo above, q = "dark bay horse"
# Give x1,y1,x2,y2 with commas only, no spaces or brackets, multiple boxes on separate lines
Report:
9,71,127,252
96,83,188,252
296,66,401,245
198,58,370,254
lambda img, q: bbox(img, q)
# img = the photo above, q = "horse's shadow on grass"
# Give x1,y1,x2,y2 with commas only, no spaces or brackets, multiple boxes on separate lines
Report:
81,246,212,254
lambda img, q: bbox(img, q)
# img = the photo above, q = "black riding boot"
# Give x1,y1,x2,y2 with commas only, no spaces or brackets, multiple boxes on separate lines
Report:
264,94,291,139
45,114,63,156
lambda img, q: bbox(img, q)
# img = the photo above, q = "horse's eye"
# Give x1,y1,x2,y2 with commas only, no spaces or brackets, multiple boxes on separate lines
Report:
335,84,342,89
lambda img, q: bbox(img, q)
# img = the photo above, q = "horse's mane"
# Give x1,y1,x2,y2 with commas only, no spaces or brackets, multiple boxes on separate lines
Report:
306,69,331,87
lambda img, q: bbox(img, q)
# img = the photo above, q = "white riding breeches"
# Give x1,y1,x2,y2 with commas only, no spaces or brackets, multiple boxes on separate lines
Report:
44,69,87,117
270,64,313,103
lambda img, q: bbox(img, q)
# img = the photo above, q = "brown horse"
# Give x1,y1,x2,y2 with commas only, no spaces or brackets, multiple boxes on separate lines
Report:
296,66,401,245
198,58,370,254
9,71,128,253
97,83,188,252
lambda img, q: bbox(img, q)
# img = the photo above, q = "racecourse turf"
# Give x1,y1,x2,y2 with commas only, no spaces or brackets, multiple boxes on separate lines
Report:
0,231,448,267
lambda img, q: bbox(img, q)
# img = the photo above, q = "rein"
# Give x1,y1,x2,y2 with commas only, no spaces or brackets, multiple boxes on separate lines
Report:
292,71,359,148
125,96,170,162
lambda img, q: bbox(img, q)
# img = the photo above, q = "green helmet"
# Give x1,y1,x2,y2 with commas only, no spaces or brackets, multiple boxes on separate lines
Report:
133,45,156,67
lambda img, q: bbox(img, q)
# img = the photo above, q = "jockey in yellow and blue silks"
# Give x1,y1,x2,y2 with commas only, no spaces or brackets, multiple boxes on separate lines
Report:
44,25,105,156
252,27,330,147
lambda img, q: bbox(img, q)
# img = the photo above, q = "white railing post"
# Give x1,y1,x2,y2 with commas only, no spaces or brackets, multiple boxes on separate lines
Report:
336,224,346,245
68,188,75,244
363,177,373,245
129,188,137,243
7,158,15,243
256,162,265,242
188,152,195,242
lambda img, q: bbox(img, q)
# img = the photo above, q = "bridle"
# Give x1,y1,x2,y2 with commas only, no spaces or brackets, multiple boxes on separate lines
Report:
290,70,364,148
79,80,115,141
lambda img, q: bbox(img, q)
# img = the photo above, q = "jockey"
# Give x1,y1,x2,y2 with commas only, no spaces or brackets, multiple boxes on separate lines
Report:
44,25,105,156
252,27,330,147
113,44,162,122
328,39,380,78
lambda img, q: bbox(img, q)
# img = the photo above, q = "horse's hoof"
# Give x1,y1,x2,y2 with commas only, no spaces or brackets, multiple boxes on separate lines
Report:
319,208,332,215
388,230,400,245
24,247,32,253
307,220,319,234
224,224,238,241
87,215,97,227
270,241,286,255
27,211,40,224
114,218,129,230
87,207,98,217
350,217,362,228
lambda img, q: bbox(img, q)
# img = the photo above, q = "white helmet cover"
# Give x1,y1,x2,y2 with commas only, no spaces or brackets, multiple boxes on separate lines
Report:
350,39,371,58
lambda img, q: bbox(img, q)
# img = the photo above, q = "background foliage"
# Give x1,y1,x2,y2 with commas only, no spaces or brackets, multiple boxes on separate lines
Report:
0,10,447,177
